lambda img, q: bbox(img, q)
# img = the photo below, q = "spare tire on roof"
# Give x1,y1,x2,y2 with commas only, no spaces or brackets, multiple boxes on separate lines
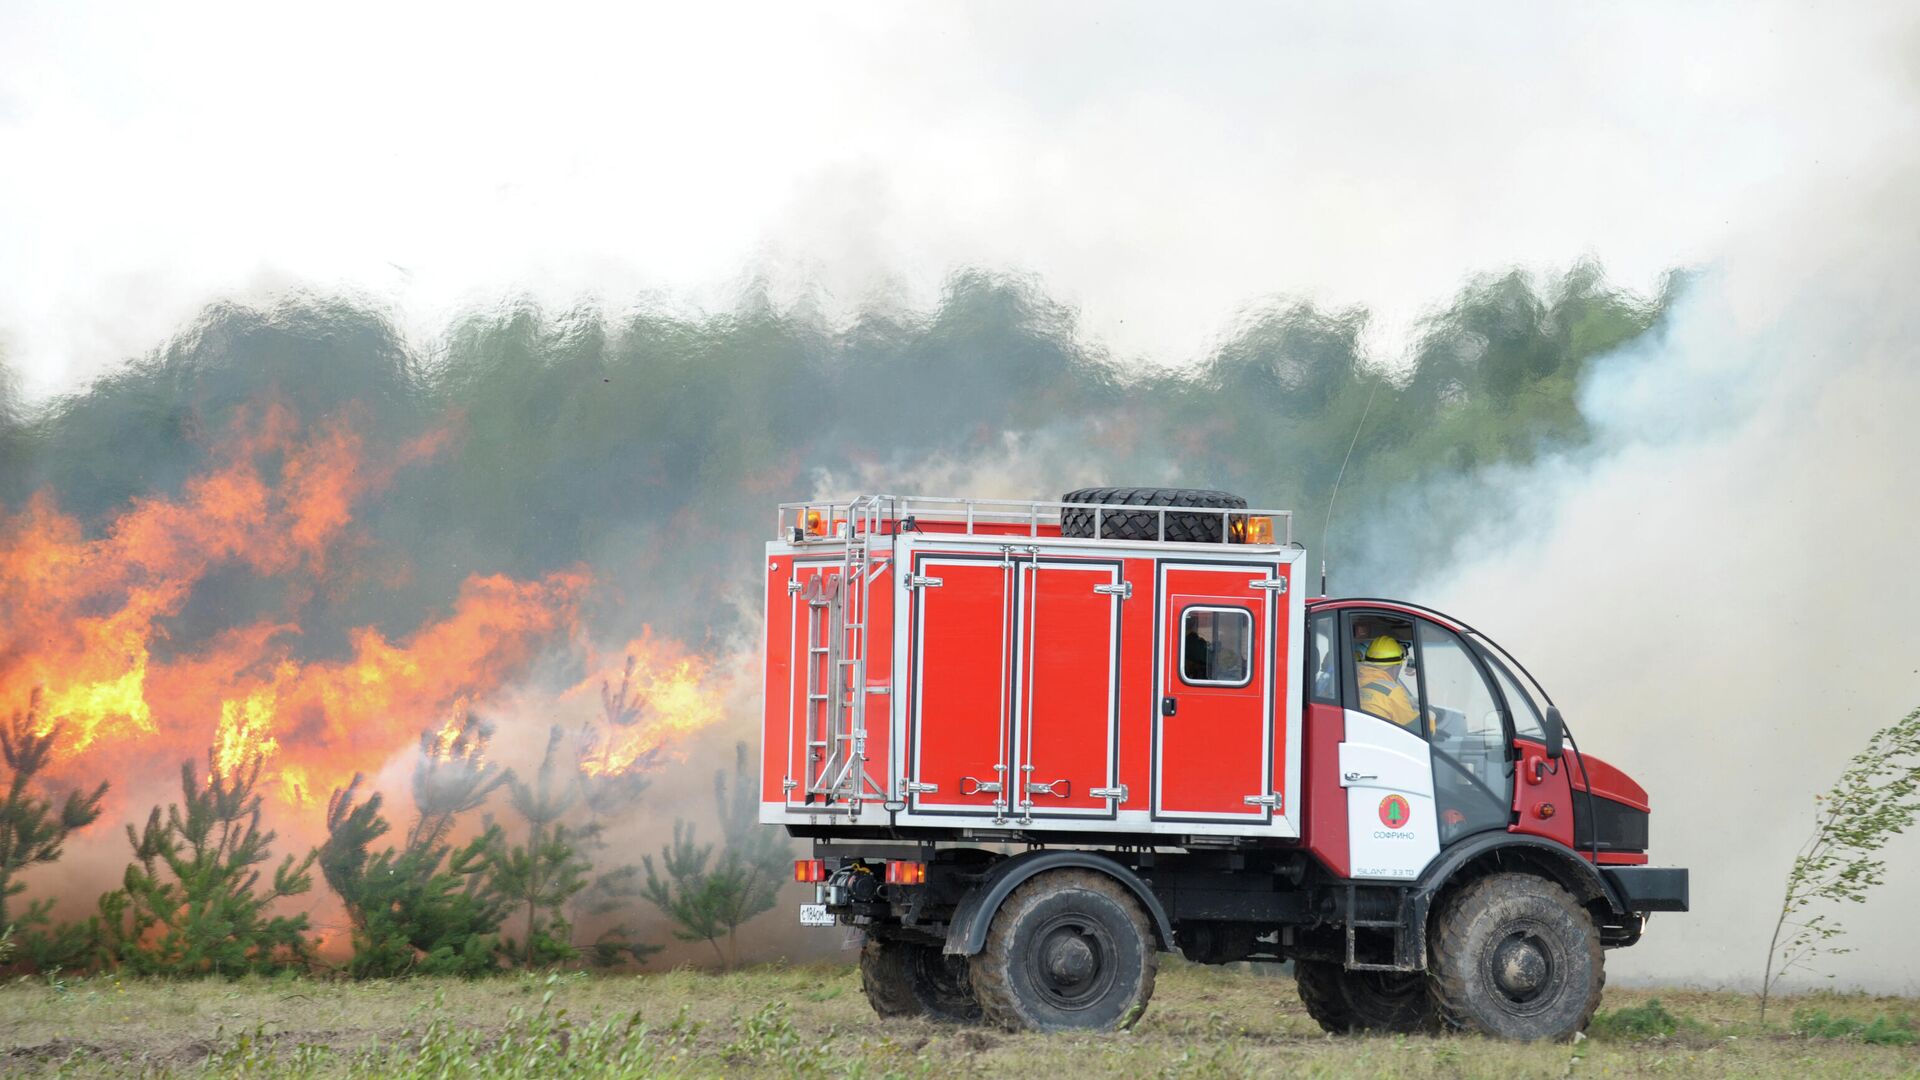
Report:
1059,487,1248,543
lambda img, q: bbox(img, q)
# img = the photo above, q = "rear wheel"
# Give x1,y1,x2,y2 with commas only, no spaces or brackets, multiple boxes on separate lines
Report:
859,937,982,1024
968,869,1157,1032
1428,873,1604,1041
1295,960,1439,1034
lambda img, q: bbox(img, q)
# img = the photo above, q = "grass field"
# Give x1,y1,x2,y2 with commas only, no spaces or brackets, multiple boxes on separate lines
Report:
2,962,1917,1078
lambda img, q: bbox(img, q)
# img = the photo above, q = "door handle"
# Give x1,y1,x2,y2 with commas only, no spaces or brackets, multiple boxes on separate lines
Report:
1342,771,1377,783
1161,696,1178,717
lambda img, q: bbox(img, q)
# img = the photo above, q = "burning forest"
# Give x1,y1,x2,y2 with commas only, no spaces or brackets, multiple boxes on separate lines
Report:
0,272,1665,975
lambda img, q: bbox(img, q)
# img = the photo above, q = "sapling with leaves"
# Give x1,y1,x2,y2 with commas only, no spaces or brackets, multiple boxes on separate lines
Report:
490,724,591,967
97,748,317,975
0,688,108,934
1761,703,1920,1021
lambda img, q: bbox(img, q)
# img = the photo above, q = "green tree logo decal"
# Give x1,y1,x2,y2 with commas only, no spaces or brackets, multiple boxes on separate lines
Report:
1378,794,1410,829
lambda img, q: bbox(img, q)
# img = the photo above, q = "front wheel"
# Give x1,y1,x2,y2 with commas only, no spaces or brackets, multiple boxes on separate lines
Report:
1428,873,1604,1041
968,869,1157,1032
860,937,982,1023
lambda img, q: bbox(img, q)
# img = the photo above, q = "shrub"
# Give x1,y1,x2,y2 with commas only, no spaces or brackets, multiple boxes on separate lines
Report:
1792,1007,1917,1046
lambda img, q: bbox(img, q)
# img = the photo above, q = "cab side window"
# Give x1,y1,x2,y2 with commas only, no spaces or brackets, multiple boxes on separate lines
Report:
1307,611,1339,704
1416,623,1503,749
1347,613,1421,731
1181,607,1252,686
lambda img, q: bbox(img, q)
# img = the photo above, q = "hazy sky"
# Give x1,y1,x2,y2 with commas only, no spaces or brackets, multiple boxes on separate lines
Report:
1,2,1913,398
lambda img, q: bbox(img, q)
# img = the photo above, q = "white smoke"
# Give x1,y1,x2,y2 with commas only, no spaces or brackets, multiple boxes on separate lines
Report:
1418,160,1920,989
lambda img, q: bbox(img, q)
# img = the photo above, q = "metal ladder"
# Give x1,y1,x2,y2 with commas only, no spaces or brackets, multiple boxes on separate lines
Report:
802,539,885,809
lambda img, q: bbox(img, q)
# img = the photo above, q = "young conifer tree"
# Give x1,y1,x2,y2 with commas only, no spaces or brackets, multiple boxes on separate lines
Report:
319,772,508,977
571,656,661,965
408,706,512,853
490,725,590,967
0,689,108,934
643,741,790,967
99,749,316,975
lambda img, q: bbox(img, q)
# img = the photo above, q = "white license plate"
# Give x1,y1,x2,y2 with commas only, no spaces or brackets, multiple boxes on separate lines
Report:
799,903,835,927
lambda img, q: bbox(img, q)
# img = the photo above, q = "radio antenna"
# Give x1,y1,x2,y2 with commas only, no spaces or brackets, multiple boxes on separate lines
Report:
1318,378,1379,596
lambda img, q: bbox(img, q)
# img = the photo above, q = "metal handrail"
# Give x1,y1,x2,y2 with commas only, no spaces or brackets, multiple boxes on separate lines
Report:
775,494,1293,546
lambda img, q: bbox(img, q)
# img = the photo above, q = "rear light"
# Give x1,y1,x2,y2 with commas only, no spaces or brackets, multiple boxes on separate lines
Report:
884,860,926,886
794,858,826,883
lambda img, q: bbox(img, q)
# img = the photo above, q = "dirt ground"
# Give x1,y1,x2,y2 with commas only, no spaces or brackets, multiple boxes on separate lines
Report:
1,962,1916,1078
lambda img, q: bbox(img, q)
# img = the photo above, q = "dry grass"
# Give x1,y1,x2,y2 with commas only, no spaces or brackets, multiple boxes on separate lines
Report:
0,961,1916,1077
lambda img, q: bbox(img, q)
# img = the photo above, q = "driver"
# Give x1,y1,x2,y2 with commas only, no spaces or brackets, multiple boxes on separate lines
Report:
1356,635,1421,731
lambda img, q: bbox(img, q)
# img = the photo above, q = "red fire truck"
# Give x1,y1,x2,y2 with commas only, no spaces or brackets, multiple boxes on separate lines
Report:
760,488,1687,1040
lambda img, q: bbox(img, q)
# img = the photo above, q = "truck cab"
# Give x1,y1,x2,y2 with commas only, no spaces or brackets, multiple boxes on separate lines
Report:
762,489,1687,1040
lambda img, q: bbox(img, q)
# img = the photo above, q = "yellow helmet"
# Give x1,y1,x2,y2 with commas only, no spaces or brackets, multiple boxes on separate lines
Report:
1363,635,1405,663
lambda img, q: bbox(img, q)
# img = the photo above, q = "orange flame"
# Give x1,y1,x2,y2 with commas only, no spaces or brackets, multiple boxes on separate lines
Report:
577,634,726,778
212,689,280,780
0,406,589,806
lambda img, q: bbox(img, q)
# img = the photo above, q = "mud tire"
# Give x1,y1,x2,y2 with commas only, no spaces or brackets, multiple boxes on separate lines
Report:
1294,961,1439,1034
1428,873,1604,1041
1293,960,1356,1034
1058,487,1248,544
968,869,1157,1032
860,937,983,1024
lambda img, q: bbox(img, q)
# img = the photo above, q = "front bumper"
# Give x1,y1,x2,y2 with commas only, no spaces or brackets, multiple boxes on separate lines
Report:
1601,866,1689,913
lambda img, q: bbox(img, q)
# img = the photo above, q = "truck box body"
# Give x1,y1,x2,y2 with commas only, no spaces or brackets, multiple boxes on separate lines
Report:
759,497,1304,839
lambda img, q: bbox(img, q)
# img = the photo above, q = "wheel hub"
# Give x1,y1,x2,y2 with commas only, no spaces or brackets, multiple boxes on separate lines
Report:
1028,917,1115,1009
1045,934,1096,982
1491,932,1551,1000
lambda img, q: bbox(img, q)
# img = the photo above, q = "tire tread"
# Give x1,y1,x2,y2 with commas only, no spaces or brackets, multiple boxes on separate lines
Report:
1427,873,1604,1041
968,869,1158,1032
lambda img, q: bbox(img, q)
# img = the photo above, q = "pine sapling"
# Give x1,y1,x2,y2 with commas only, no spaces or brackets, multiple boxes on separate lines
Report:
643,742,791,968
320,772,509,977
0,688,108,933
102,749,317,975
490,725,590,967
408,704,512,853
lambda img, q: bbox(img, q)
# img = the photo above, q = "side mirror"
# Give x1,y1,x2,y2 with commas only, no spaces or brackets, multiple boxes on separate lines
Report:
1542,706,1566,760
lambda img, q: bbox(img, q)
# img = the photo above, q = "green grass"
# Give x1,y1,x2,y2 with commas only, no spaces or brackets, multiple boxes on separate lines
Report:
1,964,1917,1077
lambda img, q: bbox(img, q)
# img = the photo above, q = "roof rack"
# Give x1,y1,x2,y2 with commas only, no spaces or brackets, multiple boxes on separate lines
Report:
775,494,1293,546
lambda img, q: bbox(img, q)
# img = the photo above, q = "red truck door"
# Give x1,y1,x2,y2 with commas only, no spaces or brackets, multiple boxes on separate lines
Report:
1155,562,1276,822
907,556,1015,815
1012,558,1123,819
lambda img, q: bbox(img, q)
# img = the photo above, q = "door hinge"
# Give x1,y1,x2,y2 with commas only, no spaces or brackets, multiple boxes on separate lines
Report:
1090,784,1130,803
1249,577,1289,593
1093,581,1133,599
786,579,804,594
1242,793,1282,809
906,574,943,589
